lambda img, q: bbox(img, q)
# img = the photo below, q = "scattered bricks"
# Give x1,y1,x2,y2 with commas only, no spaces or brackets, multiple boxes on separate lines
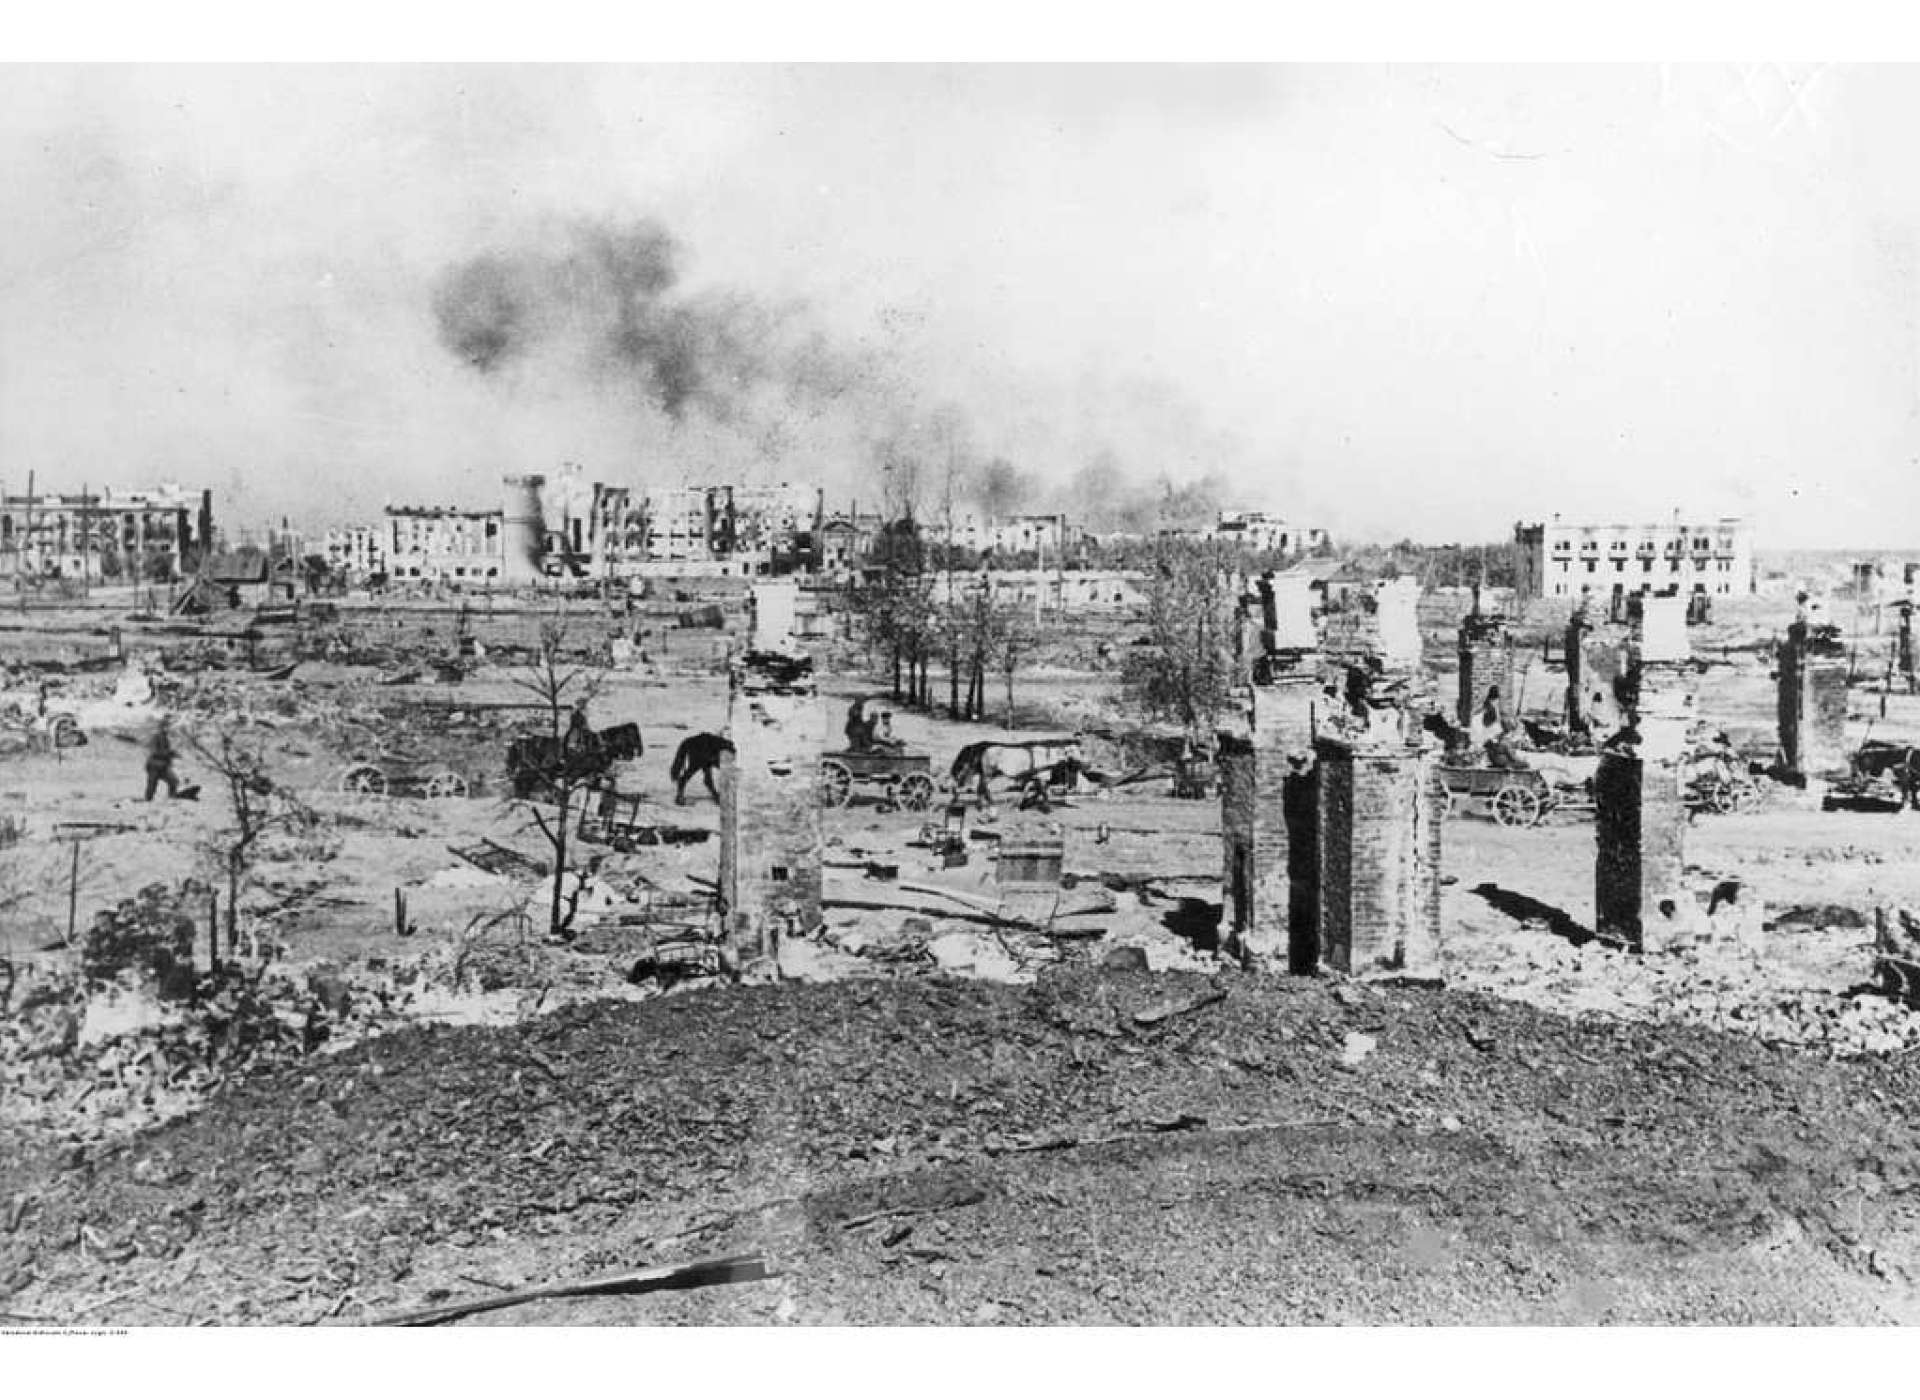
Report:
1777,620,1849,781
1219,661,1322,969
1312,733,1444,979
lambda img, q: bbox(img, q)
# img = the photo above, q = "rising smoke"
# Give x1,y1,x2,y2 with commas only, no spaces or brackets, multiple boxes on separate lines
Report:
433,214,1263,530
432,218,810,422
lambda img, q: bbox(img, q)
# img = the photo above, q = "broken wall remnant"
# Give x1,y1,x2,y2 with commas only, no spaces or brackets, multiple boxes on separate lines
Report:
718,582,823,968
1219,659,1322,970
1373,577,1425,673
1595,594,1694,951
1777,617,1850,782
1312,731,1444,978
1564,599,1591,732
1456,590,1514,731
1898,599,1916,687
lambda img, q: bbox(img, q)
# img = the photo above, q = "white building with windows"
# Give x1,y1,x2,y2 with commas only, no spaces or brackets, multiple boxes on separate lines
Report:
382,506,506,583
1514,514,1756,602
1208,511,1328,556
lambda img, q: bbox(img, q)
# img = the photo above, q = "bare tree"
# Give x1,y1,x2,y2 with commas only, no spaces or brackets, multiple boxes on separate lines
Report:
993,592,1040,728
1121,536,1244,737
189,722,314,957
510,617,612,942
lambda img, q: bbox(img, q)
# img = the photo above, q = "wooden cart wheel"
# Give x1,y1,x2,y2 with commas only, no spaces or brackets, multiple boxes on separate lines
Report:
48,714,83,749
898,773,936,812
424,771,469,800
820,759,853,808
1492,783,1543,828
341,763,388,798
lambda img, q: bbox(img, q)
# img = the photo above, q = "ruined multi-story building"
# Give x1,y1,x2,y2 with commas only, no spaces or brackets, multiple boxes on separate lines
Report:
948,512,1082,559
0,483,214,584
381,504,508,583
1208,511,1328,557
1513,513,1755,605
345,476,828,584
322,525,386,579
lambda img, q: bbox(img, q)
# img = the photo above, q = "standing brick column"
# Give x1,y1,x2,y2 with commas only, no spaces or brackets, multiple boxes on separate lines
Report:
1594,595,1694,950
1457,602,1514,731
1312,732,1444,978
719,583,824,970
1219,659,1321,969
1777,618,1849,782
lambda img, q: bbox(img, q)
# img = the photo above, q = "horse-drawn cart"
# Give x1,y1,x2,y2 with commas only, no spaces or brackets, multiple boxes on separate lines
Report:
506,721,644,803
1435,763,1586,828
819,747,938,812
338,752,474,800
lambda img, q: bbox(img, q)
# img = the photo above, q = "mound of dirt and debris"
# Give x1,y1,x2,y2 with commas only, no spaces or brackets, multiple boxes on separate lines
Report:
6,968,1920,1326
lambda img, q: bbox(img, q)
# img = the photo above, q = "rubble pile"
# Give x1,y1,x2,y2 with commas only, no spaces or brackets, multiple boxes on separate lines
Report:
0,961,407,1143
2,902,665,1146
1448,932,1920,1058
9,969,1920,1324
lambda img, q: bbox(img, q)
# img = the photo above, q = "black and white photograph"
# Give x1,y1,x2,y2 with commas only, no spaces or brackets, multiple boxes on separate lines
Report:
4,51,1920,1338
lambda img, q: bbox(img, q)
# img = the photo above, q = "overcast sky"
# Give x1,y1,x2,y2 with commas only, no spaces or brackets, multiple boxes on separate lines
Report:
2,63,1916,547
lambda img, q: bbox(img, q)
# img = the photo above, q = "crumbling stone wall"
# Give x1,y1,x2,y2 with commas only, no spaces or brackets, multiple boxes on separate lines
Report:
1777,621,1849,781
1312,734,1443,978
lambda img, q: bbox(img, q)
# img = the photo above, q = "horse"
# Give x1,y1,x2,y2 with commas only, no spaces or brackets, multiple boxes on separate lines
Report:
505,721,642,800
950,735,1083,806
671,732,735,805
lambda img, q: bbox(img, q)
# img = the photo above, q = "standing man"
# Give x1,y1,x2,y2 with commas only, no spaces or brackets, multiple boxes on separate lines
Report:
145,716,183,801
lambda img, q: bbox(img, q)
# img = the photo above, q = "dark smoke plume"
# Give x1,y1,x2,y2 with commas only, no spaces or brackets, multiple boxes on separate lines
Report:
431,217,835,424
433,254,535,372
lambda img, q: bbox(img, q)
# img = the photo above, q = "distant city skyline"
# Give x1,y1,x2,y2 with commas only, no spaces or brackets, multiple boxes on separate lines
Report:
4,65,1920,548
